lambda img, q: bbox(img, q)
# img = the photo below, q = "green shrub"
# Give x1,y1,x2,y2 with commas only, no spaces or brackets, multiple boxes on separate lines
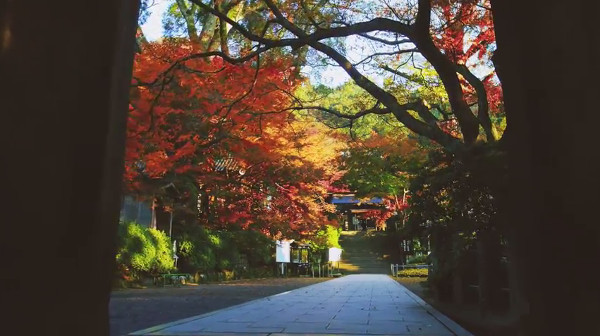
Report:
307,224,341,263
407,254,429,265
147,228,175,269
309,224,341,250
398,268,429,277
176,226,274,276
245,266,274,278
177,226,217,273
221,270,236,281
115,221,174,281
229,230,274,267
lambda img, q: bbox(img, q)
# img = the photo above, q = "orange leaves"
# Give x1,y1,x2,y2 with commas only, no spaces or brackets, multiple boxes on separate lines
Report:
357,131,420,159
143,151,170,177
124,39,300,190
125,39,346,238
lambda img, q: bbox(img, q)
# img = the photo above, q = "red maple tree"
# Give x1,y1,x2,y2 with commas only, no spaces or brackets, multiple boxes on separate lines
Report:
125,40,343,238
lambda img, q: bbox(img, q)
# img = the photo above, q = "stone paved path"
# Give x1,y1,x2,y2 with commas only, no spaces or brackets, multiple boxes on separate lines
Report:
130,274,472,335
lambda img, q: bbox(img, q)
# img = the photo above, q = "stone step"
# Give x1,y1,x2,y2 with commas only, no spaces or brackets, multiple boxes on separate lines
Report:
340,259,388,264
338,231,394,275
339,263,389,268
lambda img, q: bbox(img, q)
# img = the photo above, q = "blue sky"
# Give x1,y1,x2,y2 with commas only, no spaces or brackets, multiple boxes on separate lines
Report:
140,0,169,41
140,0,354,87
139,1,493,88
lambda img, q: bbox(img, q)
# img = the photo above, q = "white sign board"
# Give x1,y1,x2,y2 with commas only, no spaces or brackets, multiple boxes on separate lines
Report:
276,240,291,263
329,247,342,262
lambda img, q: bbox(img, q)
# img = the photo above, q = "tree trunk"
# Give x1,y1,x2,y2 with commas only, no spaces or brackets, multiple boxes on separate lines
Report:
1,0,139,334
452,271,464,305
491,1,600,334
475,238,488,317
476,229,503,317
150,197,158,229
199,7,219,51
504,225,529,323
175,0,201,46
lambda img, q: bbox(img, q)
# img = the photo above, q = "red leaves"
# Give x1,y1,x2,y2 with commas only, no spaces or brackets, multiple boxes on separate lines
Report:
432,1,495,64
125,39,345,238
125,39,299,188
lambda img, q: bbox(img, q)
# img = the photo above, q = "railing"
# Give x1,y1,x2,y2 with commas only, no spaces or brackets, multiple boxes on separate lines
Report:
154,273,193,286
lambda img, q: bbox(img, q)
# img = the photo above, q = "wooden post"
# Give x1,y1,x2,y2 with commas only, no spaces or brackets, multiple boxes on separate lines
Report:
150,197,157,229
168,211,174,237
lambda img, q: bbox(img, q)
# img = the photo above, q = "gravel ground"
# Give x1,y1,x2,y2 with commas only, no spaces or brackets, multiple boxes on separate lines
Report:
109,277,330,336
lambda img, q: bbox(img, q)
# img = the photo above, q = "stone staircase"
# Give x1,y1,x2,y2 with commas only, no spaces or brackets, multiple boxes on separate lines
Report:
337,230,392,274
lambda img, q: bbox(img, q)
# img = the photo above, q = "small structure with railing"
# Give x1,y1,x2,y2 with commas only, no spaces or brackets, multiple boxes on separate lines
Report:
391,263,431,277
290,241,311,276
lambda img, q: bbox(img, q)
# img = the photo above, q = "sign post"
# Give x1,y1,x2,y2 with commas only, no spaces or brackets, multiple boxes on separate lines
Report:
276,239,292,276
172,240,179,268
328,247,342,276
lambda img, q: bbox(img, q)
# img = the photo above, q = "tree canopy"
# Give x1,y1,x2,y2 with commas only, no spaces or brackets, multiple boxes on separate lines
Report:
140,0,503,151
127,37,350,238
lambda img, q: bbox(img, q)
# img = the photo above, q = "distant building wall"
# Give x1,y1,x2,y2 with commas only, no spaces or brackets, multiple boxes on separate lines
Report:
120,195,152,227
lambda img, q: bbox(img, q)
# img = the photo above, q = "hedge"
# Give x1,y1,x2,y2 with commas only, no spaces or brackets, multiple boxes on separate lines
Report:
397,268,429,277
176,226,273,275
406,254,429,265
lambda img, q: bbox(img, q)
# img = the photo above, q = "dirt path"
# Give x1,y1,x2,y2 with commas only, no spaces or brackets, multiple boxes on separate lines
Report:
110,277,330,336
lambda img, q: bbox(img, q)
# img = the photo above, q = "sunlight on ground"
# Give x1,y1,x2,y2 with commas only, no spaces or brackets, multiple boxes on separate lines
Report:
338,263,361,271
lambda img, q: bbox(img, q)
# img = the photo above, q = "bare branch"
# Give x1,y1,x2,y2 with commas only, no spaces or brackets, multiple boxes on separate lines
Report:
257,0,447,140
308,39,460,147
408,0,481,144
132,48,268,88
431,104,452,120
381,64,430,86
130,72,176,136
170,0,483,150
456,64,497,141
358,34,411,46
192,0,414,47
354,49,418,66
221,49,262,118
179,65,227,75
382,0,403,21
286,105,392,120
299,0,320,28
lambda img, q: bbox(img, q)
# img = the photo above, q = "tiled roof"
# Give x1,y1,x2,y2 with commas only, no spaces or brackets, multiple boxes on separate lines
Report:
214,156,239,172
331,196,383,204
329,193,384,204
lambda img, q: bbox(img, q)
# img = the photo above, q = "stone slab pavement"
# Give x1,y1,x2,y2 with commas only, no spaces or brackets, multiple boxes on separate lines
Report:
129,274,473,336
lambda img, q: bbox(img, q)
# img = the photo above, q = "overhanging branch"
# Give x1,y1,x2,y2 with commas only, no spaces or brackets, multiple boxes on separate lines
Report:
456,64,497,141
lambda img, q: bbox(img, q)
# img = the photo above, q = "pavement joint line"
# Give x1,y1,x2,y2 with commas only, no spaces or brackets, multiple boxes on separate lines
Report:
128,280,335,335
130,275,472,336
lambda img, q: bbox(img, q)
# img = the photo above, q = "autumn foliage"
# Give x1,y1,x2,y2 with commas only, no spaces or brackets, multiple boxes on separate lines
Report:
432,0,503,115
126,39,343,238
126,40,298,185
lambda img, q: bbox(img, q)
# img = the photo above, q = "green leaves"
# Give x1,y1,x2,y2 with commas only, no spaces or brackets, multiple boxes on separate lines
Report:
339,130,426,198
115,221,175,279
405,143,506,242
